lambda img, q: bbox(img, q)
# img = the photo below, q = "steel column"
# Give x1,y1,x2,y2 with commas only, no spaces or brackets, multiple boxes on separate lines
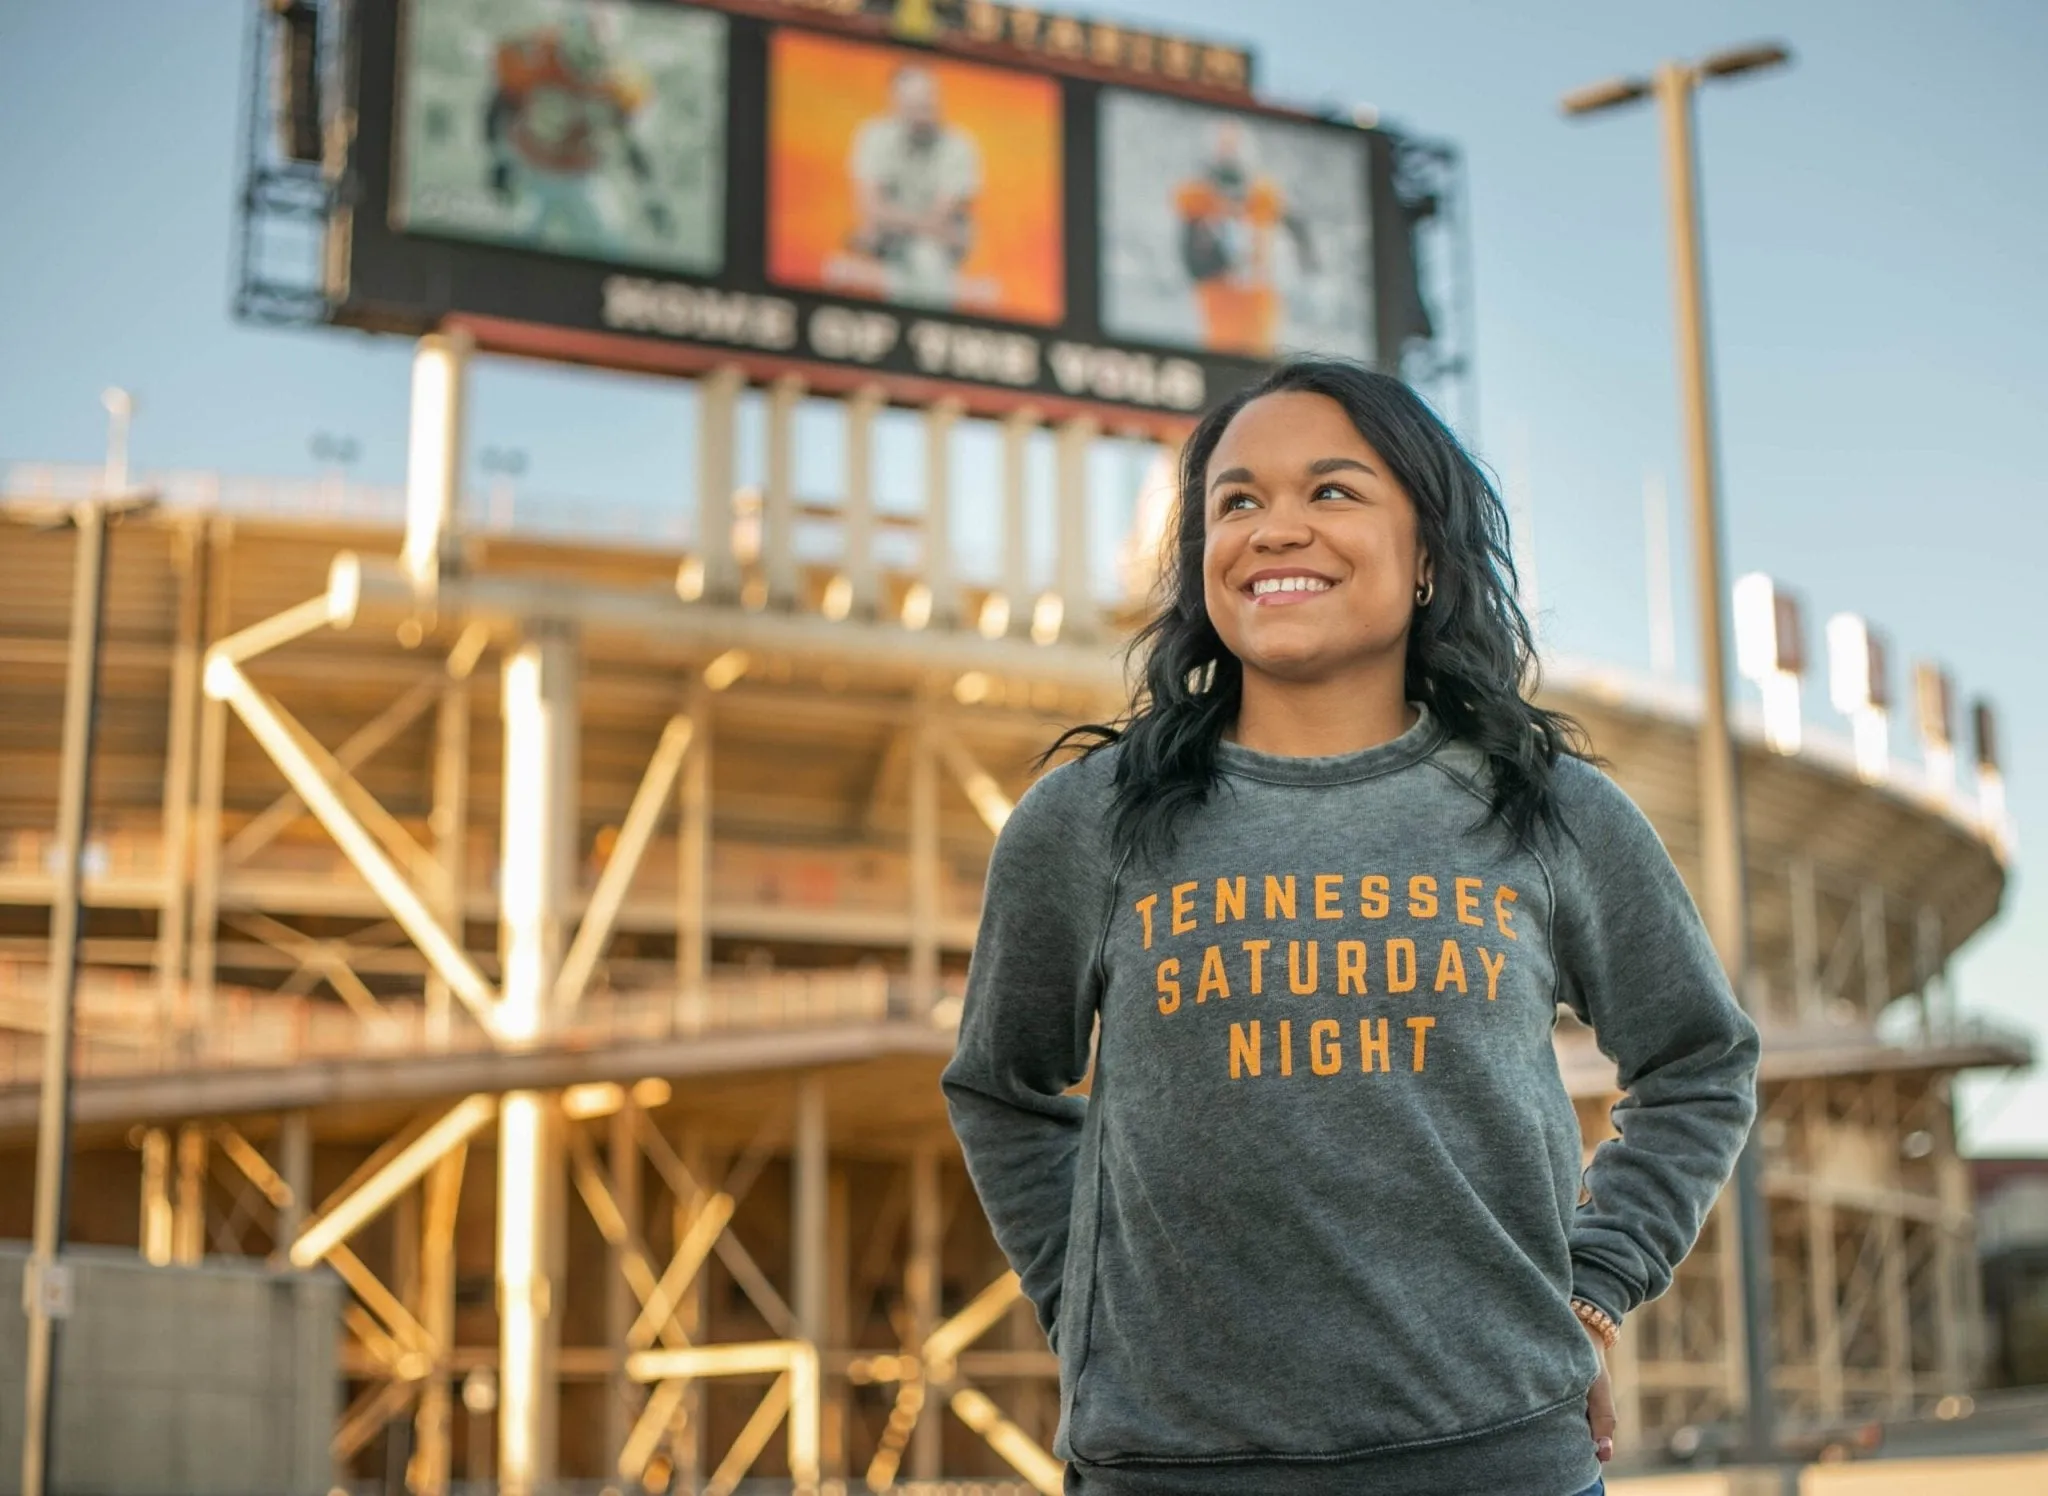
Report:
19,492,110,1496
1000,409,1035,635
909,1145,942,1480
402,331,470,589
764,375,804,610
1054,416,1098,642
908,717,941,1016
155,520,205,1024
923,400,962,629
496,619,578,1493
843,386,883,619
1653,60,1775,1458
694,365,743,605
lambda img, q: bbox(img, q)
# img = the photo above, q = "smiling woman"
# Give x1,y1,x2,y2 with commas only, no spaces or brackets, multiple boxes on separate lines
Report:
943,358,1763,1496
1068,358,1588,858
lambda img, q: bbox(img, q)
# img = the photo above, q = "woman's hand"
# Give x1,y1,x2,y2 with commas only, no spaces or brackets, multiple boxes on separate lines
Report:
1582,1320,1616,1464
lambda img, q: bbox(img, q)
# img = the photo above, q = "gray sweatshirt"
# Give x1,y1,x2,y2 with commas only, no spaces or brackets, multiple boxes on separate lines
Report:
942,711,1760,1496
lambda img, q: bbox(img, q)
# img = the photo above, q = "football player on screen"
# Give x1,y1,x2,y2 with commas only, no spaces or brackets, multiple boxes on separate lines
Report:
483,13,672,253
828,65,998,311
1174,120,1318,356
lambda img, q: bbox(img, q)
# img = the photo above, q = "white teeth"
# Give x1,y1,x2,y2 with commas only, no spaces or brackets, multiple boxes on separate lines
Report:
1251,576,1333,596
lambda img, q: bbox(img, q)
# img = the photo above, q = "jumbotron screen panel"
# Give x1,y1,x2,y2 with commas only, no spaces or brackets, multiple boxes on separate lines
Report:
339,0,1425,420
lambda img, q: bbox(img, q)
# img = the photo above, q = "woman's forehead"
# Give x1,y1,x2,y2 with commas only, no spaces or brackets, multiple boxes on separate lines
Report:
1208,391,1382,476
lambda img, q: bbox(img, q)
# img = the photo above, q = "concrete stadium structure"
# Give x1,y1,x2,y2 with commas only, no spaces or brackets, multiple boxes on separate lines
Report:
0,350,2027,1492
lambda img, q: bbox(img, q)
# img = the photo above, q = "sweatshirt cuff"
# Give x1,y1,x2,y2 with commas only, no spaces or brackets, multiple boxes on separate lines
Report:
1569,1257,1636,1324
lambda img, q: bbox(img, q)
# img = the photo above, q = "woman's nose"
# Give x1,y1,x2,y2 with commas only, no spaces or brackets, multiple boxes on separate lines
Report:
1250,513,1313,550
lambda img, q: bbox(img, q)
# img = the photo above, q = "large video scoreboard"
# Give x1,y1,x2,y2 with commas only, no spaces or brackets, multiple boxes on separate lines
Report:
334,0,1435,426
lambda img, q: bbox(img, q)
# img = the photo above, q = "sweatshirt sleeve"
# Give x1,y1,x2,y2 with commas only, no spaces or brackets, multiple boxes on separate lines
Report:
1549,761,1761,1323
941,761,1113,1347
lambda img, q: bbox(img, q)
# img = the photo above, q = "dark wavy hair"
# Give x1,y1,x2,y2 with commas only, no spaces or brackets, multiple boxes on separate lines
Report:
1056,358,1587,863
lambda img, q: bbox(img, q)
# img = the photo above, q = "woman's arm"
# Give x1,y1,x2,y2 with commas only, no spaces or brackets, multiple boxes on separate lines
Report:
941,764,1114,1346
1550,760,1762,1323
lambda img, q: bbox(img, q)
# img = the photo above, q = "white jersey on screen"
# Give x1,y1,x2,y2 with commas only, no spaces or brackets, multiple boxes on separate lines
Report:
847,115,982,307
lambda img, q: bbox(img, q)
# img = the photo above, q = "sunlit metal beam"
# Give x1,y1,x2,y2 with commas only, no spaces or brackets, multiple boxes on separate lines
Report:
206,653,503,1035
556,714,693,1009
290,1094,496,1267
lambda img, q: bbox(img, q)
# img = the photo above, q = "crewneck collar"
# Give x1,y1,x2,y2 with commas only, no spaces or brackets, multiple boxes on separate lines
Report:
1214,704,1444,786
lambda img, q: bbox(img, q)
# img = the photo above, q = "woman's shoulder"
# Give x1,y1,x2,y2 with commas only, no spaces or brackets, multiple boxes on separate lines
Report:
988,743,1124,886
1011,742,1121,831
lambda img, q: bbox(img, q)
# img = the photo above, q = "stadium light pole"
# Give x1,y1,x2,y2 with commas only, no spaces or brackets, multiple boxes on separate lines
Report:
18,413,156,1493
1561,42,1792,1469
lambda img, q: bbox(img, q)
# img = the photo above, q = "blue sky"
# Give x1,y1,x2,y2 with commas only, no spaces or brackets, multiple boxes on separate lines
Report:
3,2,2044,1148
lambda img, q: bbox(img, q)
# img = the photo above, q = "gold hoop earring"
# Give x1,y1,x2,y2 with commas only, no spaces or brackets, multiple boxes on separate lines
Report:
1415,578,1435,608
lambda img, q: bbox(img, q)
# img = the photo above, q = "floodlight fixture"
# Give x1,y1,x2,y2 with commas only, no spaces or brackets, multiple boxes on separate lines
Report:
1913,662,1957,794
1826,613,1891,782
1732,573,1804,754
1561,76,1652,118
1699,43,1793,81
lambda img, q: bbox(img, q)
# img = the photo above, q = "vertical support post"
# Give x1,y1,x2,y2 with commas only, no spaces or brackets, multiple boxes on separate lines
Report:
789,1341,823,1496
695,365,744,605
276,1110,312,1264
1054,415,1098,642
1915,904,1943,1039
907,1147,943,1480
173,1123,207,1264
1654,59,1774,1459
415,1145,466,1496
21,497,110,1496
428,673,472,1048
922,400,962,628
498,1093,562,1496
843,385,883,618
763,375,805,610
156,519,205,1026
794,1077,830,1341
497,620,577,1495
394,1187,423,1333
1875,1080,1912,1414
606,1105,644,1466
1714,1194,1749,1417
1931,1088,1970,1389
1804,1092,1843,1420
826,1163,852,1480
676,684,712,1030
1000,409,1036,632
402,330,471,589
794,1077,829,1343
792,1076,829,1494
188,518,233,1030
1789,858,1819,1026
1861,884,1890,1016
140,1128,173,1266
908,714,940,1017
498,622,579,1046
676,1135,711,1493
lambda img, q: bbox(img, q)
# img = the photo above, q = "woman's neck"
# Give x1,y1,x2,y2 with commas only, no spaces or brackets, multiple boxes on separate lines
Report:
1230,662,1417,758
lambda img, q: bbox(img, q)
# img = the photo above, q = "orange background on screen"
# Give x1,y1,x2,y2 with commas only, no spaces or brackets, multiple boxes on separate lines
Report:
767,29,1065,326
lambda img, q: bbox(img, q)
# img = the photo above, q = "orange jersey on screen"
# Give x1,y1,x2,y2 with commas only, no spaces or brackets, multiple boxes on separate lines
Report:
493,31,641,174
1175,175,1287,356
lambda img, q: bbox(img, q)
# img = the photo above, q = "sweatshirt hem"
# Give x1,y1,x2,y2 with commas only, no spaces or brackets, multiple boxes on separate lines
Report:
1064,1396,1599,1496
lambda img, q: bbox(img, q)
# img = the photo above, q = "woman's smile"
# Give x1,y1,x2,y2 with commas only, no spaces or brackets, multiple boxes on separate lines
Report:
1244,567,1339,605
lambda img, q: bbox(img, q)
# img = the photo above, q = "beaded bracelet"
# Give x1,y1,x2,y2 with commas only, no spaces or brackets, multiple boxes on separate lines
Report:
1571,1297,1621,1350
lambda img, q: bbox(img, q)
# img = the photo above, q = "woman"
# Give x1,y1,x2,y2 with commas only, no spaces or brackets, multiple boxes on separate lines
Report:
942,359,1759,1495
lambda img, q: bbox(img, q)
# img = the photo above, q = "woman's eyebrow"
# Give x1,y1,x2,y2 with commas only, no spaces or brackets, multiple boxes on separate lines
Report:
1306,456,1378,478
1207,465,1255,493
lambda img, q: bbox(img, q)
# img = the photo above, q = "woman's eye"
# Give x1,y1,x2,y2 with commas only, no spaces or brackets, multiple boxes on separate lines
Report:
1221,493,1258,513
1312,483,1357,503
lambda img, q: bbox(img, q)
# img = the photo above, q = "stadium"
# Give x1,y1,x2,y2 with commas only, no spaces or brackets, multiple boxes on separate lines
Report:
0,1,2035,1492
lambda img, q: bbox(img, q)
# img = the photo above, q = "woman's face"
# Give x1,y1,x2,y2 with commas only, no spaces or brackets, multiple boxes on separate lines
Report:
1200,390,1427,686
